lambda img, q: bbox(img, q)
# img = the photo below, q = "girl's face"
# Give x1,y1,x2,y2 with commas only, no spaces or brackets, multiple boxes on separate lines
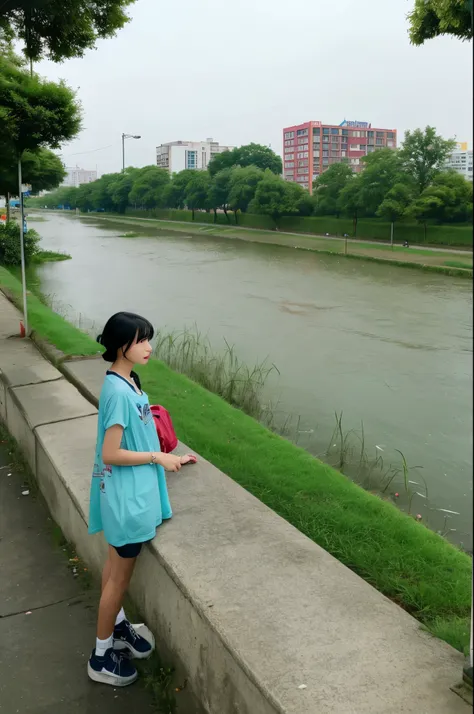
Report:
123,334,153,366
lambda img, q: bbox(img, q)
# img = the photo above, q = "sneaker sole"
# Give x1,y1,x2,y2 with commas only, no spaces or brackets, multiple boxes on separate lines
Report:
114,639,154,660
87,662,138,687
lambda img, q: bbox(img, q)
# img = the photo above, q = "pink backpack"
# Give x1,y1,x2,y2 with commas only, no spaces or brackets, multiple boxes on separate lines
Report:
150,405,178,454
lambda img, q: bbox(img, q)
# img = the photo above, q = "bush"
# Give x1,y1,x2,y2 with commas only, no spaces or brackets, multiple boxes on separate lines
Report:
0,222,40,266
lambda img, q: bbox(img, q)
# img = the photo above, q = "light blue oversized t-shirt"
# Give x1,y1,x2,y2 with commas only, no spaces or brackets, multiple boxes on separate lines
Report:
88,372,172,547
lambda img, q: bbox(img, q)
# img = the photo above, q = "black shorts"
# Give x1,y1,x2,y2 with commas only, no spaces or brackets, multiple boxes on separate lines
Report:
113,542,145,559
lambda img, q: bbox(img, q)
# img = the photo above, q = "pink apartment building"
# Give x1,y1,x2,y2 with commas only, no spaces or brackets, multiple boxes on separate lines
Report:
282,120,397,192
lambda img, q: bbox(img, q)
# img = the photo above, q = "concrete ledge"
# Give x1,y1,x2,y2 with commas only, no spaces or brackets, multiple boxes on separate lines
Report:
0,296,469,713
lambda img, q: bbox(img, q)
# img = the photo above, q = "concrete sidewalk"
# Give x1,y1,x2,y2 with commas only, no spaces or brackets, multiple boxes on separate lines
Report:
0,437,159,713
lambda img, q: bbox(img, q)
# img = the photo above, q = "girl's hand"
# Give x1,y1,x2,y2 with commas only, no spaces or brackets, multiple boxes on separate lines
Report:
159,453,182,472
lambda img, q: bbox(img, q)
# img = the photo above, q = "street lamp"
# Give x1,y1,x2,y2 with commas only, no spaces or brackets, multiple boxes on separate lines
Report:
122,133,141,172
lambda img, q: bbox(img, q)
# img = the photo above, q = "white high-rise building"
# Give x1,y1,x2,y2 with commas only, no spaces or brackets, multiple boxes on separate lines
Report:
445,143,473,181
156,138,234,173
62,166,98,188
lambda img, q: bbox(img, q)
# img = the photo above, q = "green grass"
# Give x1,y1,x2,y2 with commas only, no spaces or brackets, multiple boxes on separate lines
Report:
443,260,473,270
33,250,72,263
0,265,471,654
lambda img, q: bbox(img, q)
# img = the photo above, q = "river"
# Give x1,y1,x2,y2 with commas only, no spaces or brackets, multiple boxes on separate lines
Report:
29,212,473,548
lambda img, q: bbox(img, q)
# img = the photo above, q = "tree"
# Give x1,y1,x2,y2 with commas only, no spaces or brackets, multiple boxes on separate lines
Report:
408,0,472,45
107,168,139,213
0,53,81,157
76,182,95,212
162,169,196,209
399,126,456,194
376,182,414,244
358,149,405,216
185,172,211,220
338,177,363,235
208,167,233,222
430,170,473,222
410,170,473,235
410,194,444,242
313,163,353,216
208,143,282,176
128,166,170,209
0,148,65,209
227,166,264,223
251,170,306,227
0,0,137,62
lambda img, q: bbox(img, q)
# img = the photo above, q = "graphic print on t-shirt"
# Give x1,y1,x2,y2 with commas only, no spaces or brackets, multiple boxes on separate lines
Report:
137,402,152,425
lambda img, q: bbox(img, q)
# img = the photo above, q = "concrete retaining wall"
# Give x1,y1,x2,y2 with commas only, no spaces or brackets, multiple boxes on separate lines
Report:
0,291,469,714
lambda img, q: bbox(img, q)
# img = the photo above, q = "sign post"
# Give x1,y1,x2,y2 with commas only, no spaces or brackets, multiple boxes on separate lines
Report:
18,159,28,335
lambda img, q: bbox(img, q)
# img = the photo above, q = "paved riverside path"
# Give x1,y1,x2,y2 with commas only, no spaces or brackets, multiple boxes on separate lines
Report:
0,289,470,714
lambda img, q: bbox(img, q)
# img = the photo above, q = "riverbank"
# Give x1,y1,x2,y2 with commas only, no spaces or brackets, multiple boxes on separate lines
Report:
52,210,473,278
0,264,471,656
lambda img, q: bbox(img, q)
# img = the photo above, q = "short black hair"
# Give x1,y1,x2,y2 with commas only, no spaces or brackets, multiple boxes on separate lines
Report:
97,312,154,363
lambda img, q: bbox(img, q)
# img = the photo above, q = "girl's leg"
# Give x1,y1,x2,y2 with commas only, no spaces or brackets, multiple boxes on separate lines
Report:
101,553,112,592
97,545,136,640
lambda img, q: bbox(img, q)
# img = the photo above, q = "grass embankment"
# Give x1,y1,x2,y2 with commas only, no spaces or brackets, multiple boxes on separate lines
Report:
0,264,471,654
81,212,473,278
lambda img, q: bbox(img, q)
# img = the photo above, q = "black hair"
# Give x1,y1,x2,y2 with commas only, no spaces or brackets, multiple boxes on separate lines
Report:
97,312,154,364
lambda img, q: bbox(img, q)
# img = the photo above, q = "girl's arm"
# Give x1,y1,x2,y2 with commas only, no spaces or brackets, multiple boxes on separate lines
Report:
102,425,182,472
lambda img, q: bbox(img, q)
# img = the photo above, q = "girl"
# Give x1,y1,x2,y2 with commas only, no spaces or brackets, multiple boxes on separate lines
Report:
87,312,190,687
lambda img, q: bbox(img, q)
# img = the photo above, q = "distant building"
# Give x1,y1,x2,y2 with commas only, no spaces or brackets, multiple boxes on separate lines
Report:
156,138,234,173
282,120,397,192
445,144,473,181
62,166,97,188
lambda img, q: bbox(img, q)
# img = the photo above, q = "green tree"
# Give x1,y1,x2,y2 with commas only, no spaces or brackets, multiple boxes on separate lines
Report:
410,194,444,242
208,167,233,222
358,149,405,216
128,166,170,209
76,182,95,212
0,0,137,62
338,176,363,235
0,53,81,157
162,169,196,209
430,170,473,222
107,168,139,213
185,172,211,220
87,173,118,212
408,0,472,45
251,170,306,227
376,183,414,245
0,147,65,207
313,163,353,216
227,166,264,223
399,126,456,194
410,170,473,235
208,143,282,176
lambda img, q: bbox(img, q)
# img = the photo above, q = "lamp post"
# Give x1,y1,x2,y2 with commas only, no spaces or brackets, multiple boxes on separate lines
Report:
122,133,141,172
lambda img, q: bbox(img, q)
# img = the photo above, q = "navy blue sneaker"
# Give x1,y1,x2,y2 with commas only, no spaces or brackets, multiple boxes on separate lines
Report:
87,647,138,687
113,620,154,659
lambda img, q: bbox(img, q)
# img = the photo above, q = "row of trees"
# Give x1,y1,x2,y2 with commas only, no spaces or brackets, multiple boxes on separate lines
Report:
313,127,473,236
33,154,313,224
36,127,472,235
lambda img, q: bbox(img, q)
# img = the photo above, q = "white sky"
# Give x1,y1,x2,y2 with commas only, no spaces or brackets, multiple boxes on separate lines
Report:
33,0,473,175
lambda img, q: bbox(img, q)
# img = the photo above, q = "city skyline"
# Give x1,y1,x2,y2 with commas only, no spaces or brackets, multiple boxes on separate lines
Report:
31,0,472,176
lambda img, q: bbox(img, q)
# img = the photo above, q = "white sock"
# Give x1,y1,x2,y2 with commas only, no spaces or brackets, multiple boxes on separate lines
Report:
96,634,113,657
115,607,126,626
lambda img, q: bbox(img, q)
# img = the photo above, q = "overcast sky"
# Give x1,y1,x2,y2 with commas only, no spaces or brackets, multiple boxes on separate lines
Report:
33,0,472,176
